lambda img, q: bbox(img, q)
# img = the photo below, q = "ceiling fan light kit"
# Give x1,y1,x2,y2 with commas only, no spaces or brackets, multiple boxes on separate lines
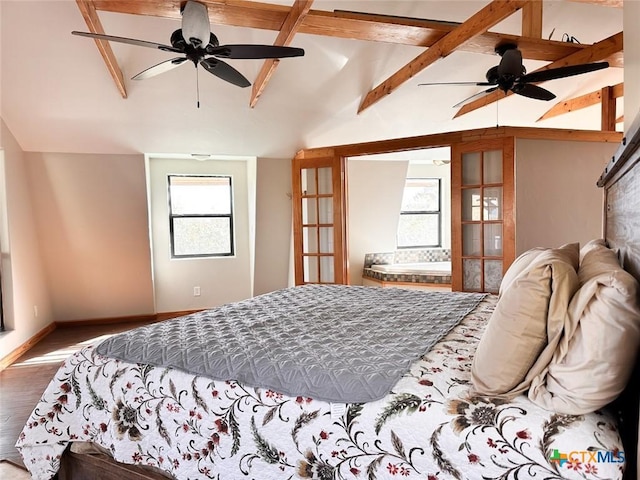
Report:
181,1,209,48
71,1,305,105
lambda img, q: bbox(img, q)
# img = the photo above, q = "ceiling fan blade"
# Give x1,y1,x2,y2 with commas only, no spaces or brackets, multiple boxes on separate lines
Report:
453,86,500,108
200,58,251,87
72,31,182,54
419,81,495,87
181,1,210,47
132,57,188,80
207,44,305,59
519,62,609,84
512,83,556,101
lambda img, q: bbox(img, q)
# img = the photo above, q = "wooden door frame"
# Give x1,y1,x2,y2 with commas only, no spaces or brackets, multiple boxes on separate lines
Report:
292,153,349,285
451,137,516,292
292,127,620,288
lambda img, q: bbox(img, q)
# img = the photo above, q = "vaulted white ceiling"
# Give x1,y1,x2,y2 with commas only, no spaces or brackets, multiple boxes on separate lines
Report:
0,1,624,159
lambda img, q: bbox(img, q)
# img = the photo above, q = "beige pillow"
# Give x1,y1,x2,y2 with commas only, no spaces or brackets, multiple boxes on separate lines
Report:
529,244,640,414
498,247,547,295
579,238,607,262
471,243,579,396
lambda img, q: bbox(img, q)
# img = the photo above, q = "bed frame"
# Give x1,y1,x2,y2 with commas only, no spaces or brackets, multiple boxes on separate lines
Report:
598,110,640,480
54,118,640,480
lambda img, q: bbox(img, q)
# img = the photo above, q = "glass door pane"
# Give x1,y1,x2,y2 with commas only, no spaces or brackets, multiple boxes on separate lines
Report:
483,150,503,184
462,152,481,185
304,257,319,283
320,256,335,283
301,168,316,195
463,259,482,290
483,187,502,221
318,167,333,194
302,198,317,224
484,224,503,257
462,188,482,221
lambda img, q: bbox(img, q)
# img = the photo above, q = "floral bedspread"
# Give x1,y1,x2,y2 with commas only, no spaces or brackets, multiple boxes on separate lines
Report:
17,295,625,480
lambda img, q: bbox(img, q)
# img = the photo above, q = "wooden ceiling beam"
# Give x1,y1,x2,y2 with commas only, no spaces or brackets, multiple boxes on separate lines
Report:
601,85,616,131
454,31,623,118
90,1,620,65
537,82,623,121
75,0,127,98
80,1,623,102
357,0,528,114
250,0,313,108
522,1,543,38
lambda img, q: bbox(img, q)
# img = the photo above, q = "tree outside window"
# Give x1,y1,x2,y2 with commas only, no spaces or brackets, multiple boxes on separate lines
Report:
168,175,234,258
397,178,441,248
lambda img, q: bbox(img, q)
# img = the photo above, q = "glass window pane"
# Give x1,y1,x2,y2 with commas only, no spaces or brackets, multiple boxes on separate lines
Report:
483,187,502,221
304,256,318,283
301,168,316,195
318,197,333,224
462,152,481,185
169,176,231,215
320,256,335,283
302,198,317,225
173,217,231,256
483,150,503,184
401,178,440,212
303,227,318,253
462,224,482,256
397,214,440,247
463,259,482,291
484,224,503,256
319,227,334,253
462,188,482,221
318,167,332,194
484,260,503,293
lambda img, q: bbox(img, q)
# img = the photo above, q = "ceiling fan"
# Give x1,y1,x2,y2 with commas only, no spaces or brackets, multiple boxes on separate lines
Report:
72,1,304,91
419,44,609,108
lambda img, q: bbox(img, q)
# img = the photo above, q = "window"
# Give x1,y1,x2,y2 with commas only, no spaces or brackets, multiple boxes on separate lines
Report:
168,175,234,258
397,178,441,248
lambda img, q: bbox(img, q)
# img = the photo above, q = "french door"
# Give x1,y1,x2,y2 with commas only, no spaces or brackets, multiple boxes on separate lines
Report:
292,155,349,285
452,138,515,292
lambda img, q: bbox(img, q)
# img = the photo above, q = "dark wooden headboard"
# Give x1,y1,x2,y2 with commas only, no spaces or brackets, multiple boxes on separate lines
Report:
599,111,640,480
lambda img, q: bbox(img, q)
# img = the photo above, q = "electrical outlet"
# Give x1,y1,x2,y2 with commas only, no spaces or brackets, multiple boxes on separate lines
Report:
34,305,39,317
193,286,201,297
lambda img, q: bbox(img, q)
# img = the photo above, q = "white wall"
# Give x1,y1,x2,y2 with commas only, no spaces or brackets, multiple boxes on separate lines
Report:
0,119,52,357
0,148,291,337
254,158,293,295
26,151,155,322
515,138,617,254
148,156,255,312
347,160,408,285
624,0,640,132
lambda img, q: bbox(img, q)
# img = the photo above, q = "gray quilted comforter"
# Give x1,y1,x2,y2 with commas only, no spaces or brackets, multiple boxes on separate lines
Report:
96,285,485,403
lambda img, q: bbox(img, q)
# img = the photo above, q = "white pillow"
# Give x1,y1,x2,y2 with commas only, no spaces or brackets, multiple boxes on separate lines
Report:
579,238,607,262
529,244,640,414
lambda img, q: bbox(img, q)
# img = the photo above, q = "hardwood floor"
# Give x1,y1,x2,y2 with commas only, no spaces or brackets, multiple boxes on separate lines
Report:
0,321,156,468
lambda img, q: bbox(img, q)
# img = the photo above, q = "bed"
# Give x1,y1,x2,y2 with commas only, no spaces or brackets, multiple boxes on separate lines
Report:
16,120,640,480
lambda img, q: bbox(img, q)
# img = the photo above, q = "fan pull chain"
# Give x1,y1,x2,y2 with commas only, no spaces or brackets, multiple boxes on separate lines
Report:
196,66,201,109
